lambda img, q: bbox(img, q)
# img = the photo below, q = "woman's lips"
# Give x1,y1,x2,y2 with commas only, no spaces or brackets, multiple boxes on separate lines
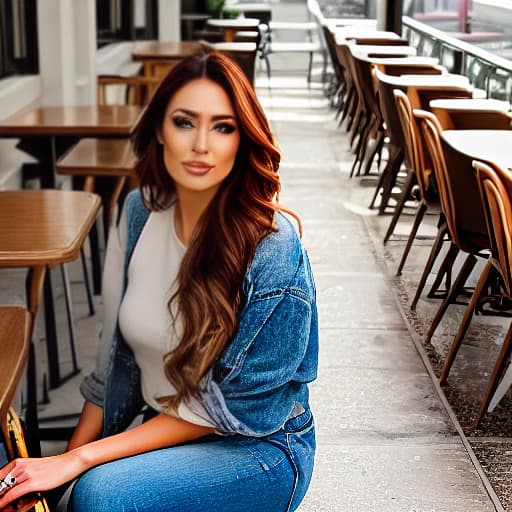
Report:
181,161,214,176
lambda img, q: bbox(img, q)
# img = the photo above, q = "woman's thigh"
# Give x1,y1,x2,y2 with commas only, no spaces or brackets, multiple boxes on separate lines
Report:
69,437,295,512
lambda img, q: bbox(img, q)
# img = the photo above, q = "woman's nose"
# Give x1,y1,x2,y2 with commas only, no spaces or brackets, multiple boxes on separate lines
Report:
192,128,209,154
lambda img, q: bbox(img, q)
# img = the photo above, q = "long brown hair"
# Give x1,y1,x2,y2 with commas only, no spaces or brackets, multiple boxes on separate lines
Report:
132,49,283,409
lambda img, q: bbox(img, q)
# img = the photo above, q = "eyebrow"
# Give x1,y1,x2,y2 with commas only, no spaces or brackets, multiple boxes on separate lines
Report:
171,108,237,122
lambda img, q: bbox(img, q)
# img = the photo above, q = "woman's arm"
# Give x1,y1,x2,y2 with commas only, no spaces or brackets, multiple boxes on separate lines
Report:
0,414,215,509
66,400,104,451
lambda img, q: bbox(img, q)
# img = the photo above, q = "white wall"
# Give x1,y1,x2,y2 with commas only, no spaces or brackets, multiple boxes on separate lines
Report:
37,0,96,106
159,0,181,41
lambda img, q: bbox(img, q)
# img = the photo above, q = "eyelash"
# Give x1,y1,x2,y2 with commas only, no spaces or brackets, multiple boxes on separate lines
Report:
171,116,237,134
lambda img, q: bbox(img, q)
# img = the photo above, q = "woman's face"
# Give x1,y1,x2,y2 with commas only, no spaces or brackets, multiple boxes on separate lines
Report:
158,77,241,198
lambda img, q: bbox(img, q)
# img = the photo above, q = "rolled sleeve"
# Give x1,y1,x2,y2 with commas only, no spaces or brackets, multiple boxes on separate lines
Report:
80,214,127,407
201,291,317,436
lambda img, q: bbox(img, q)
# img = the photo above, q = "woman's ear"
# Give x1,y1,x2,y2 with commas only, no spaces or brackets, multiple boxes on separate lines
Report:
156,129,163,145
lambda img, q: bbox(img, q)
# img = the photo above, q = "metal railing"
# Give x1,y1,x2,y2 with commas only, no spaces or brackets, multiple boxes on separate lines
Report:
402,16,512,101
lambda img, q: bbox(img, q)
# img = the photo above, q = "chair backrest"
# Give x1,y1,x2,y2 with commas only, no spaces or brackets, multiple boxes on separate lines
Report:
322,25,344,84
375,70,406,145
375,62,444,77
97,75,160,106
394,89,433,200
352,54,382,120
212,42,257,86
474,160,512,296
416,109,489,253
407,85,473,111
433,109,512,130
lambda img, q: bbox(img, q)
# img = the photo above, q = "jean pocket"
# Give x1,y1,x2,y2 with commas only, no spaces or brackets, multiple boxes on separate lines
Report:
235,437,289,482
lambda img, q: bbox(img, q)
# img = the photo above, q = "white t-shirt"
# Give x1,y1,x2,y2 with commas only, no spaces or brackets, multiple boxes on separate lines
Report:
108,203,214,427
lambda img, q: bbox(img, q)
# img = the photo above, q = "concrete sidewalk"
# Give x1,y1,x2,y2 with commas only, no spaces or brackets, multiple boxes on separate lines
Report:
259,72,498,510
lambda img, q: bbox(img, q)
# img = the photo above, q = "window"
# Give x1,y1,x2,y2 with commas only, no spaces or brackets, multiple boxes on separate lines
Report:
97,0,158,48
0,0,39,79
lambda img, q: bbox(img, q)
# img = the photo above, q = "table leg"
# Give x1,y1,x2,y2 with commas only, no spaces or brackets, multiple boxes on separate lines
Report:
225,28,236,42
43,271,61,389
24,266,46,458
39,136,57,189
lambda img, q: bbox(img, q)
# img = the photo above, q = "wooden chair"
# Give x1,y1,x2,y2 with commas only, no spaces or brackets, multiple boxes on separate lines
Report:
371,70,473,214
211,42,258,86
410,109,459,310
417,113,491,349
97,74,160,106
468,160,512,428
349,54,385,178
388,90,442,277
0,305,50,511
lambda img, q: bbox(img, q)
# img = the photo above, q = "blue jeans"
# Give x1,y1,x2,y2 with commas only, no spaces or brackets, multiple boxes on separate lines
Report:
69,410,315,512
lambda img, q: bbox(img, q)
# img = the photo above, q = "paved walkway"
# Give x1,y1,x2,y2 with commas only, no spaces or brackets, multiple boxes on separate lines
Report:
257,72,498,511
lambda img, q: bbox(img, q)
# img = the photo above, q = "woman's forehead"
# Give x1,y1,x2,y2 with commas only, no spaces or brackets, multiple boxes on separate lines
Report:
167,78,236,117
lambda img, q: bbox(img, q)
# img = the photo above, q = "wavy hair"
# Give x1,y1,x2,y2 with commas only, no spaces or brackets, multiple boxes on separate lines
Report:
132,48,290,410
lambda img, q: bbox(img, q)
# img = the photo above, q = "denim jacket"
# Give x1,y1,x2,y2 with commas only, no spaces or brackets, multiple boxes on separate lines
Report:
80,190,318,438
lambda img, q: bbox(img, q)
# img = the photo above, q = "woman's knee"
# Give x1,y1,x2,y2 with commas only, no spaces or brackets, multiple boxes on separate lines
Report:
69,465,120,511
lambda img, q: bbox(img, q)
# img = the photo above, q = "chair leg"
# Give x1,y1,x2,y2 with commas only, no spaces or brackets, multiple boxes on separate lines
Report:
439,259,494,385
410,227,451,310
426,241,460,299
361,131,384,176
350,115,370,178
373,147,403,214
396,201,427,276
80,246,95,316
472,321,512,430
60,264,80,376
424,253,477,345
383,169,415,244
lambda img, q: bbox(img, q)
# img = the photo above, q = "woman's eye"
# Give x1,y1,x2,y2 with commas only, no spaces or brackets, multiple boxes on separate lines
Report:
214,123,237,134
172,116,193,129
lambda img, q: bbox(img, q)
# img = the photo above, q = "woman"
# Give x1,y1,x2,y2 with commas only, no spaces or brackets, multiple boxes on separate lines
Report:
0,49,318,512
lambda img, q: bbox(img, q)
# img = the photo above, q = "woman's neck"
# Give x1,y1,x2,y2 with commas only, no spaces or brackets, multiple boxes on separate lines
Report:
174,187,217,246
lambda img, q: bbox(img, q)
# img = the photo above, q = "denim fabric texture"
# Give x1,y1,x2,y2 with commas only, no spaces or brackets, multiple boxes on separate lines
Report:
70,410,315,512
78,189,319,510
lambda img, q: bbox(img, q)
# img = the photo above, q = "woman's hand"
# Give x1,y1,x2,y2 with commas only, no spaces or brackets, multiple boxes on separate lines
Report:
0,452,85,509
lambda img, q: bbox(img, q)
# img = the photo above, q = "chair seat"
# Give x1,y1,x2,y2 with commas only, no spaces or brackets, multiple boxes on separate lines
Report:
56,138,135,178
0,306,30,422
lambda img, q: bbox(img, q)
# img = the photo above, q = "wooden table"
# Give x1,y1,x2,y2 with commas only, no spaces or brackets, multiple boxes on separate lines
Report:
347,43,417,57
132,40,204,77
206,17,260,42
430,98,511,112
366,56,440,66
0,189,101,455
334,28,400,41
442,130,512,169
325,18,377,31
0,105,142,188
181,13,211,40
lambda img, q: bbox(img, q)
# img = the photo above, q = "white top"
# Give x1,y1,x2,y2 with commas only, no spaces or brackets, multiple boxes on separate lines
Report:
106,203,214,427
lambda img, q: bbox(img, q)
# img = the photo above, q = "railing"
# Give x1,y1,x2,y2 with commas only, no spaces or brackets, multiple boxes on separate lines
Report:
402,16,512,101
